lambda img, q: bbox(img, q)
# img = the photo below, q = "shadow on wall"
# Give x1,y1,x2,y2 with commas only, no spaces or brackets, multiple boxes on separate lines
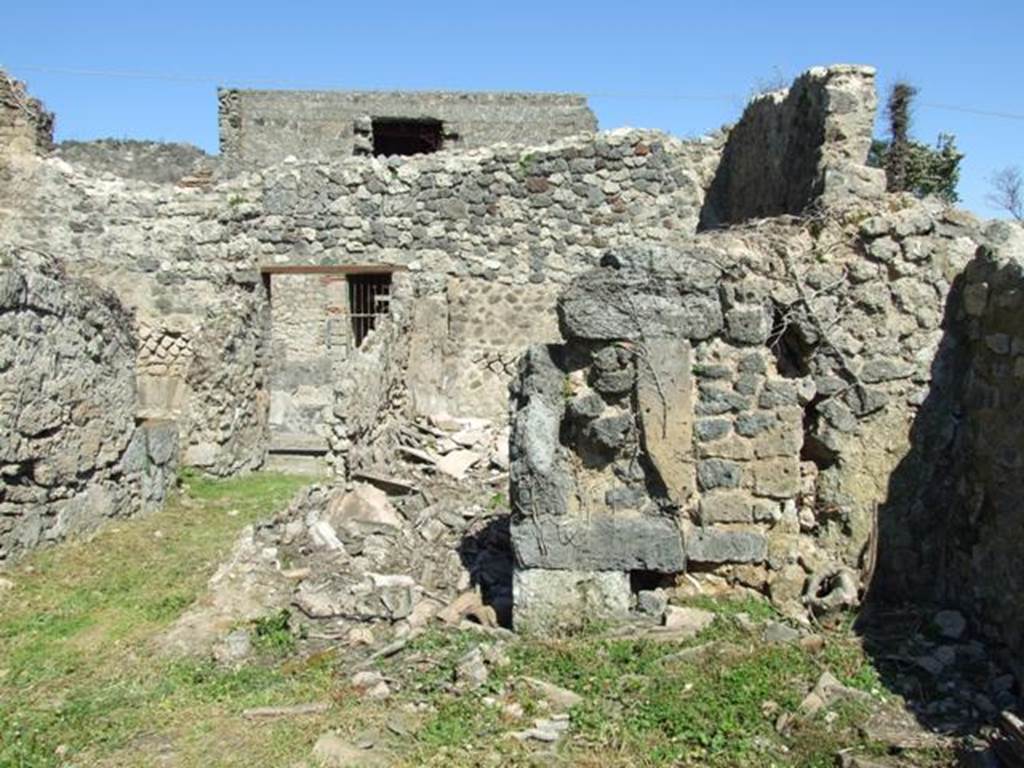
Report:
858,244,1024,738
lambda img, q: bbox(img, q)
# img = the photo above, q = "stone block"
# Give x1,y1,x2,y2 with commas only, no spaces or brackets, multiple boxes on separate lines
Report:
511,515,685,572
699,491,755,524
751,457,801,498
687,528,767,564
725,305,772,345
697,458,742,490
513,568,631,634
636,338,695,505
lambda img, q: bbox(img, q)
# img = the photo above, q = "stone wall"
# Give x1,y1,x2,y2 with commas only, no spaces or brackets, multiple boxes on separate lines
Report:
218,89,598,167
179,283,271,476
869,221,1024,672
700,65,882,228
0,252,177,561
509,189,993,632
0,64,903,503
0,123,720,449
0,70,53,157
55,139,212,185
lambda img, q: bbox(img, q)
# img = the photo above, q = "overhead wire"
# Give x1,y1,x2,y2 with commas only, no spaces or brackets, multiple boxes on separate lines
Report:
4,63,1024,122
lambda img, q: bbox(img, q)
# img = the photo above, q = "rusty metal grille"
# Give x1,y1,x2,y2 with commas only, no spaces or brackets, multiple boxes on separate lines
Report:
348,273,392,347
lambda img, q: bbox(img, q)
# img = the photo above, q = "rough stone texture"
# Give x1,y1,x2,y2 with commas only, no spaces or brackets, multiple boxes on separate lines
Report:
512,516,686,572
219,89,598,167
179,286,270,476
0,253,176,560
55,139,212,185
0,71,53,157
1,112,720,476
870,223,1024,675
10,58,1024,658
700,64,883,227
512,568,631,634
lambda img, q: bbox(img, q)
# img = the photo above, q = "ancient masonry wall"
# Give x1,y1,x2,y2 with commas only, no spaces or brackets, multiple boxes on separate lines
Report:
0,72,53,157
700,65,882,228
874,222,1024,672
1,125,722,473
0,253,177,561
509,195,993,633
218,89,598,167
55,139,212,185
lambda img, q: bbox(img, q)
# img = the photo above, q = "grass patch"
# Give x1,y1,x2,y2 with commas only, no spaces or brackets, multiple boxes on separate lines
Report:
0,471,317,768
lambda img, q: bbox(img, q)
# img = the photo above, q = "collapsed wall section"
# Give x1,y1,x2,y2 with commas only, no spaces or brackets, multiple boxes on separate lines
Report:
55,139,213,185
0,253,177,561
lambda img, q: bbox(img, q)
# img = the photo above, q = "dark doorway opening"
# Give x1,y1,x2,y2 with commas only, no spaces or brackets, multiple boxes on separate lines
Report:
349,272,392,347
372,118,444,156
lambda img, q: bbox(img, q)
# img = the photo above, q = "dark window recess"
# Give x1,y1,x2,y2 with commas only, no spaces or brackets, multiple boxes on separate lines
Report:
372,118,443,156
349,273,392,347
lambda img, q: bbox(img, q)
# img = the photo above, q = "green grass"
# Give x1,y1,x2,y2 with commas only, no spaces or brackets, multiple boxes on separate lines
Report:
0,470,321,768
0,472,951,767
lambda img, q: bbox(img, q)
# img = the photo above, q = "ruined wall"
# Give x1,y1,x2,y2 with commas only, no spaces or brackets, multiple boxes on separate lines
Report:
509,190,991,631
2,64,895,491
871,222,1024,669
952,230,1024,665
1,126,720,440
0,253,177,561
178,284,271,476
55,139,212,185
0,71,53,157
700,65,882,228
219,89,598,167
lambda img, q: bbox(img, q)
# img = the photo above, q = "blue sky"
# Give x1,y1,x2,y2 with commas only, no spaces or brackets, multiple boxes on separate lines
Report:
4,0,1021,216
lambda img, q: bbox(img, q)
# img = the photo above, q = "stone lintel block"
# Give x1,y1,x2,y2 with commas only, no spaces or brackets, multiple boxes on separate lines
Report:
558,265,722,342
687,527,767,564
511,514,685,572
513,568,631,635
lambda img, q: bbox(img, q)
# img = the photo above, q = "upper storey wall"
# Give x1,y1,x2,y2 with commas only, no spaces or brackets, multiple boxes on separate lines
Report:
218,89,598,167
0,71,53,158
700,65,883,227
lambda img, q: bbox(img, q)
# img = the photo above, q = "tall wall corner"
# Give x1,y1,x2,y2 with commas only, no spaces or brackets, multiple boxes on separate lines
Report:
700,64,884,228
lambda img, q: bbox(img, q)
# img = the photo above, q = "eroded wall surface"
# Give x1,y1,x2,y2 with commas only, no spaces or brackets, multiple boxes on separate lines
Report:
0,254,177,561
1,125,721,446
509,194,993,632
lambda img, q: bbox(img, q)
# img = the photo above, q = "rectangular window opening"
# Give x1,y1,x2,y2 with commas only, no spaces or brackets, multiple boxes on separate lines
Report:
348,272,392,347
372,117,443,157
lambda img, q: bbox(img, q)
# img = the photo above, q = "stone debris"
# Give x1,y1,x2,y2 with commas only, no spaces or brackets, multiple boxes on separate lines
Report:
762,621,802,645
311,733,392,768
662,606,716,638
798,671,873,718
510,714,571,743
934,609,968,641
436,449,481,480
454,646,489,689
241,701,331,720
518,677,583,712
